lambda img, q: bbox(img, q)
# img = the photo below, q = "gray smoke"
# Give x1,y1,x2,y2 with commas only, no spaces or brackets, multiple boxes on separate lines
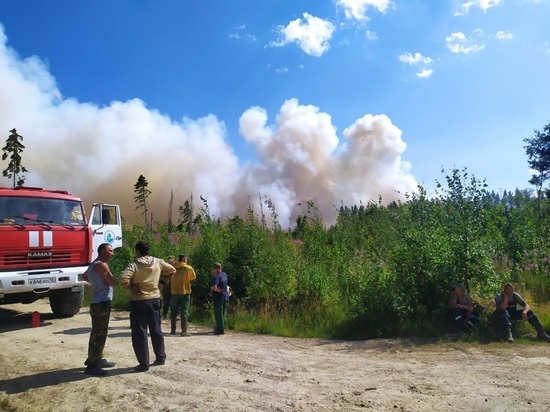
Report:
0,26,417,228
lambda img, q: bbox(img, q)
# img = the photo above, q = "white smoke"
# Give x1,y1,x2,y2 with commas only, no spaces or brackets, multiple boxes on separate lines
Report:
239,102,417,226
0,25,417,228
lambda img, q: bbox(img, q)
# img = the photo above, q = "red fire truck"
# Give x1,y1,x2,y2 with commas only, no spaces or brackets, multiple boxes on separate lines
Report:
0,186,122,317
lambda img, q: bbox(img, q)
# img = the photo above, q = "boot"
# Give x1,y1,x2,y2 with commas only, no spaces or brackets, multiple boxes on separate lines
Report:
180,317,191,337
504,325,514,343
170,318,177,335
533,320,550,342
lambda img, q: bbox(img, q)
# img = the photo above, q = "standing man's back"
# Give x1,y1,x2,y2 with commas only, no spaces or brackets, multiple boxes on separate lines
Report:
120,240,175,372
211,262,229,335
170,254,196,336
161,256,175,320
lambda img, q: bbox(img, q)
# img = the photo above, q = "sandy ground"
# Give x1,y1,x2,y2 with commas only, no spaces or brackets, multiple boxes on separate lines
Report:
0,301,549,412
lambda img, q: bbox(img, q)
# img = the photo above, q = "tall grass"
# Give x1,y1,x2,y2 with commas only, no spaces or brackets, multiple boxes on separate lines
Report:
223,299,347,339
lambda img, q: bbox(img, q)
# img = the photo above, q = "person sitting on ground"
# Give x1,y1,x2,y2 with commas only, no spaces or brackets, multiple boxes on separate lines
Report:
448,284,480,333
494,283,550,343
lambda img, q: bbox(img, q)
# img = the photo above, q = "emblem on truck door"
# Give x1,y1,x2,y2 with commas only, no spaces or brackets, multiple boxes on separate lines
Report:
104,230,115,244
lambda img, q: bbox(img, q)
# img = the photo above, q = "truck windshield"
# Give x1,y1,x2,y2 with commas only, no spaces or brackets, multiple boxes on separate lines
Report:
0,197,86,226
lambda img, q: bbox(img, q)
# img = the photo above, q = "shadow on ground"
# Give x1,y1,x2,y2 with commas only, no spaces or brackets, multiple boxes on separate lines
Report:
0,307,56,333
0,367,135,394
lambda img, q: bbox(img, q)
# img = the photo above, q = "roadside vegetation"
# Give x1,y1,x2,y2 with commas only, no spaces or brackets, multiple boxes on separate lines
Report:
82,166,550,341
82,121,550,341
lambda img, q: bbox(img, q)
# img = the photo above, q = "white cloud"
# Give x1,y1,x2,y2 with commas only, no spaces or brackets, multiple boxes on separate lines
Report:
399,52,433,79
270,13,335,57
0,25,417,228
455,0,503,16
229,25,257,41
365,30,378,40
398,52,432,65
472,28,484,36
495,30,513,40
445,32,485,54
416,69,434,78
275,67,288,73
337,0,393,21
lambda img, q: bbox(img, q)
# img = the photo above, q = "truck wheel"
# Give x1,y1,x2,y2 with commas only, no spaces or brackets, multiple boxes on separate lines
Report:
49,286,84,317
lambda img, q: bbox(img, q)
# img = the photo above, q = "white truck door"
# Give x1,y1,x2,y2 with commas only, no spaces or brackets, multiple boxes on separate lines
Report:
89,203,123,261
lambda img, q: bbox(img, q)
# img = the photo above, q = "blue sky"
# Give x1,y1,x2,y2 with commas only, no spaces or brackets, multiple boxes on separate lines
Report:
0,0,549,226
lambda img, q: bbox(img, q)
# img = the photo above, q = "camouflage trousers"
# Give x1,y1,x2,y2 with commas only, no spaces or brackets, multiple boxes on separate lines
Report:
86,300,112,366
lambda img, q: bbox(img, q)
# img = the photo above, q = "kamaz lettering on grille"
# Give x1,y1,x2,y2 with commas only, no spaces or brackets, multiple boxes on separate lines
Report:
27,251,54,258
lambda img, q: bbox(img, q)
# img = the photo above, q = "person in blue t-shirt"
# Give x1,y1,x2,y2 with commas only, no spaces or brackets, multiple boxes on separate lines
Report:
211,262,229,335
82,243,117,376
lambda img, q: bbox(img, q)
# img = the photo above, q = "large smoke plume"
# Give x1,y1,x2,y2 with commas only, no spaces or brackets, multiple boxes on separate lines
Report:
0,26,417,228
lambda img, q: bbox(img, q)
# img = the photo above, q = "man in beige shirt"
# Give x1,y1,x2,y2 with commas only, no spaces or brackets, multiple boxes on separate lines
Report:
120,240,175,372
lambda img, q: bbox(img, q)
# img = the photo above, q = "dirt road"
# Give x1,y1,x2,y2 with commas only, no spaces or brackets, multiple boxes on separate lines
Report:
1,301,549,412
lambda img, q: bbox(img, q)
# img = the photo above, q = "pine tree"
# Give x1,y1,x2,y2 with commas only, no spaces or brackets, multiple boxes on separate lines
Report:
178,194,194,235
167,188,174,232
2,128,28,188
524,121,550,218
133,174,151,227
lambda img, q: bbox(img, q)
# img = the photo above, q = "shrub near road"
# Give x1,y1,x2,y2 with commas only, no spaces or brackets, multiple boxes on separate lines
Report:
107,168,550,341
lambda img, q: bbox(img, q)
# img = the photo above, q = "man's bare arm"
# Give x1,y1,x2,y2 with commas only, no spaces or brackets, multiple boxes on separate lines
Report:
95,262,116,286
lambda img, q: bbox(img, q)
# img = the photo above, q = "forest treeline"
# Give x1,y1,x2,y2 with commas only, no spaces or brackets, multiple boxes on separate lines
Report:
4,114,550,340
108,167,550,339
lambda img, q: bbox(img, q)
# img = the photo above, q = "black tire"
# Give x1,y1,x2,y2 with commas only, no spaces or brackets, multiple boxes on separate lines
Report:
49,286,84,317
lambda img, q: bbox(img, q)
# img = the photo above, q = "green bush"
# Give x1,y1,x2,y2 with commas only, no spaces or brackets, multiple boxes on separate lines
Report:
79,168,550,342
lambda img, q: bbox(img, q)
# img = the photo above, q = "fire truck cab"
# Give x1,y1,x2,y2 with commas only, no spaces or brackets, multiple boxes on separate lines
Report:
0,186,122,317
